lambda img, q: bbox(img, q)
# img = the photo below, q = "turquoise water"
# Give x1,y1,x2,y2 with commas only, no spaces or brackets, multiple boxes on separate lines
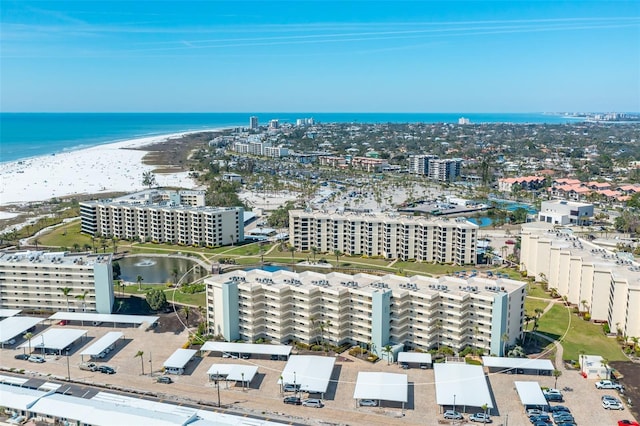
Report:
1,113,582,163
468,217,493,227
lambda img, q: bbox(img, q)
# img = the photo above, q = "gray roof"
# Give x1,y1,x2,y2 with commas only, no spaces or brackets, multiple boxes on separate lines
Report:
482,356,554,371
80,331,123,356
514,381,549,406
201,341,291,357
163,349,197,369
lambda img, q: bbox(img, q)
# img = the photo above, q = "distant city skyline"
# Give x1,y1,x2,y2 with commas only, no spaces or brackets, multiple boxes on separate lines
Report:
1,1,639,112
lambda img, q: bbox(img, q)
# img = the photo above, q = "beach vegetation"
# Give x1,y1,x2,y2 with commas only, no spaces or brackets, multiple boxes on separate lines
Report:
146,288,167,311
142,171,157,189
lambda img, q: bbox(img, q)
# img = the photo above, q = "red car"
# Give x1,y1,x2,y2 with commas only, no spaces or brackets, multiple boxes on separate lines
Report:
505,239,516,245
58,320,67,326
618,421,640,426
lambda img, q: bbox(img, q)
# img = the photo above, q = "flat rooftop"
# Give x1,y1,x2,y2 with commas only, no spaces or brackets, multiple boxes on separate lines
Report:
522,227,640,286
0,251,111,267
0,317,42,343
210,269,526,299
18,328,87,351
291,209,479,229
49,312,159,325
0,309,21,318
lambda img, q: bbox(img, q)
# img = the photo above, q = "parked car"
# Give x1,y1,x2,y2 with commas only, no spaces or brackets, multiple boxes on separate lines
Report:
469,412,492,423
548,406,570,413
544,393,563,402
14,354,29,360
618,421,640,426
602,399,624,410
543,388,562,396
526,408,547,417
283,384,300,392
602,395,621,403
358,399,378,407
156,376,173,384
420,364,428,369
58,320,67,326
301,399,323,408
553,413,575,423
443,410,463,420
79,362,97,371
595,380,624,390
283,396,301,405
97,365,116,374
28,355,45,363
529,414,551,424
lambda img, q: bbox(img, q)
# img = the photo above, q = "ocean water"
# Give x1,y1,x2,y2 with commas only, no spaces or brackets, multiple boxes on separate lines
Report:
0,112,581,163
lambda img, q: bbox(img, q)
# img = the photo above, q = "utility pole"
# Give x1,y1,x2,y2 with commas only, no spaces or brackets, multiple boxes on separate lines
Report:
66,350,71,381
216,370,221,407
149,351,153,377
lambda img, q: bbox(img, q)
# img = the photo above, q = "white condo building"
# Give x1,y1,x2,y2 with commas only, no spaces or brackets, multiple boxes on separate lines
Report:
408,156,463,182
520,226,640,339
205,269,526,356
80,189,244,246
0,251,114,314
289,210,478,265
538,200,594,226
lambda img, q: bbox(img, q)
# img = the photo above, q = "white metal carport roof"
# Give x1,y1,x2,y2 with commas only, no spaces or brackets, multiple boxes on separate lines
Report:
0,384,43,411
0,309,21,318
482,356,554,371
0,317,42,343
353,372,408,403
201,341,291,357
80,331,123,356
514,381,549,406
163,348,197,369
48,312,158,325
18,328,87,351
278,355,336,394
206,364,259,382
434,363,494,409
397,352,432,364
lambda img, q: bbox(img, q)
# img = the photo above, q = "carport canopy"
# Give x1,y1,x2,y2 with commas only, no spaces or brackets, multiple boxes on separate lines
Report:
0,317,42,343
163,349,197,370
514,381,549,407
434,364,494,410
206,364,258,382
201,341,292,358
397,352,432,365
278,355,336,395
80,331,123,356
353,372,408,403
18,328,87,352
48,312,158,326
482,356,554,372
0,309,21,318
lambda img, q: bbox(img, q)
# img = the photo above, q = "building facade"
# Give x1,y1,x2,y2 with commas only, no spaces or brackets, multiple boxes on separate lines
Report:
80,190,244,246
249,116,259,130
0,251,114,314
538,200,594,226
205,269,526,356
428,158,463,182
408,154,437,175
289,210,478,265
520,227,640,339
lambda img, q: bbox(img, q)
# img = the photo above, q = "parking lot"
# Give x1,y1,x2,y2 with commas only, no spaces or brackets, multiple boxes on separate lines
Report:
1,320,638,426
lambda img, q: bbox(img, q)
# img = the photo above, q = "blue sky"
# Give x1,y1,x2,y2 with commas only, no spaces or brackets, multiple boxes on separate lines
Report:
1,1,639,112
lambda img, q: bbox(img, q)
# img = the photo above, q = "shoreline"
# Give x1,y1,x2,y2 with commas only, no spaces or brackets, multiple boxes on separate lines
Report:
0,129,226,206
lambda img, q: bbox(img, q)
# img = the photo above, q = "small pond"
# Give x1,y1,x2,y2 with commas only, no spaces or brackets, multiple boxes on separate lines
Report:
117,255,208,284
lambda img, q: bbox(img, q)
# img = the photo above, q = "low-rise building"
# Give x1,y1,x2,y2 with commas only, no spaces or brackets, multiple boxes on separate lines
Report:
205,269,525,356
538,200,593,226
0,251,114,314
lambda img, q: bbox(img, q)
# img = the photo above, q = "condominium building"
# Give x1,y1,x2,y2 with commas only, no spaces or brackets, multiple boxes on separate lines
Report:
289,210,478,265
428,158,463,182
538,200,594,226
80,190,244,246
408,154,437,175
0,251,114,314
249,116,259,130
205,269,526,356
520,225,640,339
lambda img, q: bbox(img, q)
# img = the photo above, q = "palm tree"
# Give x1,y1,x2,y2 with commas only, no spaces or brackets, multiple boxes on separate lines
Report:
311,246,318,262
182,305,190,325
75,290,89,312
333,249,342,266
111,237,118,254
383,344,393,365
259,247,265,264
481,403,489,420
90,235,96,253
72,243,81,252
552,369,562,388
34,238,40,250
580,299,589,314
310,316,318,345
142,171,156,189
601,357,610,379
23,332,33,354
135,350,145,375
136,275,144,291
83,243,92,252
501,333,509,356
171,267,180,285
57,287,73,311
289,246,296,266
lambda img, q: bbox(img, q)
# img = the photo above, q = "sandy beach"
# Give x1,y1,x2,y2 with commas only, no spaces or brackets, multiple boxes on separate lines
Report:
0,132,208,206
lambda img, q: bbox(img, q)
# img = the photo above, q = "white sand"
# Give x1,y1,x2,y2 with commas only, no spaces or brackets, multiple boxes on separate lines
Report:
0,132,206,206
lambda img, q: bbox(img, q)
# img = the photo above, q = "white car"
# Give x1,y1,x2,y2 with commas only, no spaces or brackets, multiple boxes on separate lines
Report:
596,380,623,390
302,399,323,408
444,410,463,420
470,413,492,423
28,355,45,363
602,399,624,410
359,399,378,407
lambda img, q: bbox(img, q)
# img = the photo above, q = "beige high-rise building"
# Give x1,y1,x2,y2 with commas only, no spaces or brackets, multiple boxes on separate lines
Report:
289,210,478,265
205,269,526,356
520,225,640,339
0,251,114,314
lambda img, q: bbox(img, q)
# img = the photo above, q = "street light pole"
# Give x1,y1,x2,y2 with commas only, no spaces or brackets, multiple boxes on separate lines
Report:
216,370,221,407
66,351,71,381
453,394,456,413
149,351,153,377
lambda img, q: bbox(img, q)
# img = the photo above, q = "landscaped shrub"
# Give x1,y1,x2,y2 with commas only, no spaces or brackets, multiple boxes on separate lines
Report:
602,323,610,334
583,313,591,321
311,345,323,351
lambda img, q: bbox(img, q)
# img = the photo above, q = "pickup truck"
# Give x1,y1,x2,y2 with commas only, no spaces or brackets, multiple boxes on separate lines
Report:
79,362,97,371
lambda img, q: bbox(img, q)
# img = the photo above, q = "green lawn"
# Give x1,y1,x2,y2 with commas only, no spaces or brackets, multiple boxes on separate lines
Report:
537,304,625,361
526,283,552,299
525,298,552,316
394,262,468,276
119,284,205,307
36,219,92,248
